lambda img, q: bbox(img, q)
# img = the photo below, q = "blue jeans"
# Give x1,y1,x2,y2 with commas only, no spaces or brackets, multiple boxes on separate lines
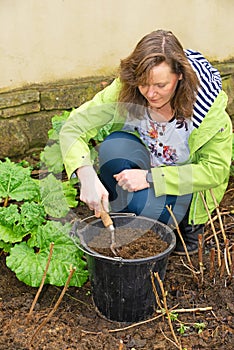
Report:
99,131,192,225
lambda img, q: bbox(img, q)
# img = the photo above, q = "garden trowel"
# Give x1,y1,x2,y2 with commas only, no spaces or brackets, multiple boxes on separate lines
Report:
100,210,118,256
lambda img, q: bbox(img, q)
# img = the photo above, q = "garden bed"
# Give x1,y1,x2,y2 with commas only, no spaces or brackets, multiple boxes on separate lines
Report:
0,177,233,350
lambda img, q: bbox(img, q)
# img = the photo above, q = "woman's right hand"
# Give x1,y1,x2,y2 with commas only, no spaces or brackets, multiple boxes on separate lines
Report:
76,166,109,217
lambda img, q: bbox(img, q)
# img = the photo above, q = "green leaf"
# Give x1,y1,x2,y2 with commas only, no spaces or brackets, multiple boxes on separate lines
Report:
94,123,113,142
230,133,234,176
177,324,190,335
0,158,39,202
39,174,70,218
168,311,178,321
0,204,20,227
7,242,46,286
194,322,206,333
0,223,27,243
0,202,45,243
0,240,12,252
40,143,64,174
0,205,26,243
20,202,46,230
48,111,71,140
6,221,88,287
40,111,71,173
62,180,78,208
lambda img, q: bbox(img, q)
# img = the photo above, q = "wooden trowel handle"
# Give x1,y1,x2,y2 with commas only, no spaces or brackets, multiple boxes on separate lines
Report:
100,210,113,228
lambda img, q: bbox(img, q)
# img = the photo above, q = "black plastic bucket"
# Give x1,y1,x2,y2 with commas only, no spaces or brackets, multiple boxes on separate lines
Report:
75,215,176,323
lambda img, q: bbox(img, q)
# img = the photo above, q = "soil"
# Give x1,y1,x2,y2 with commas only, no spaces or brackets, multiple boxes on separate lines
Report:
0,177,233,350
88,228,169,259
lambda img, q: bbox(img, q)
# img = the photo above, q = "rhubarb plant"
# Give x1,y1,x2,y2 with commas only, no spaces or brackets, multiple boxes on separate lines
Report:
0,158,88,288
40,111,71,174
40,109,113,174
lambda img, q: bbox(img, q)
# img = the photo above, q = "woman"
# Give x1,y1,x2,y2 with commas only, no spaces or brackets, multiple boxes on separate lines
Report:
60,30,232,254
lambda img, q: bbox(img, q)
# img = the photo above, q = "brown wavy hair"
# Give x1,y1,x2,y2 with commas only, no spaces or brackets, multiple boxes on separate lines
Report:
118,29,199,119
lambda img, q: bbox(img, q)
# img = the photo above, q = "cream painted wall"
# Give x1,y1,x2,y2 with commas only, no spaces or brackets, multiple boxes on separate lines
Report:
1,0,234,91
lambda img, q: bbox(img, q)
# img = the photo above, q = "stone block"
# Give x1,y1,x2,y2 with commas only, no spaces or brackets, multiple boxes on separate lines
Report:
222,75,234,117
0,102,41,118
24,110,62,148
0,110,64,158
0,89,39,109
0,118,29,158
215,62,234,77
40,81,108,110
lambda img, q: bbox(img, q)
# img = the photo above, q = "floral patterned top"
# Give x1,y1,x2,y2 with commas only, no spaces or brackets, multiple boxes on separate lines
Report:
137,111,195,167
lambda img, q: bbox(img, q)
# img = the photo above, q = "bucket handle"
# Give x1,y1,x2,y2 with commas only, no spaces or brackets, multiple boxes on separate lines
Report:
79,212,136,224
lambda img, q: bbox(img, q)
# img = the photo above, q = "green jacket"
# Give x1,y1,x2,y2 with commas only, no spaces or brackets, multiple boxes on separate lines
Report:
60,78,233,224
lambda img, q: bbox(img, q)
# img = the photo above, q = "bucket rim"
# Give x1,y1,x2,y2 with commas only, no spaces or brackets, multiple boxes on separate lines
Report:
75,215,176,263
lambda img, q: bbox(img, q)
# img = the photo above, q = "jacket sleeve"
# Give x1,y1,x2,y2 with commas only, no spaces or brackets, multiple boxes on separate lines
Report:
151,91,233,197
59,78,122,178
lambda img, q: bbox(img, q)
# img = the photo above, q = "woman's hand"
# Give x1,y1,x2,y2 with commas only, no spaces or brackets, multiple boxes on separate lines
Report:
114,169,149,192
77,166,109,217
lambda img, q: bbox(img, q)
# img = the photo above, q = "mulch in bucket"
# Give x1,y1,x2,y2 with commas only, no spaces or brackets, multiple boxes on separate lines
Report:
89,227,169,259
74,215,176,323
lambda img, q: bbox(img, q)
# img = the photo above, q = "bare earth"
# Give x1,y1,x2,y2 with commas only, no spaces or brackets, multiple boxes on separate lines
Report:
0,177,233,350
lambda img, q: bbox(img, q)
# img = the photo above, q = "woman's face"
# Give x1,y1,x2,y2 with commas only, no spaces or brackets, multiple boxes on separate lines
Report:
138,61,182,110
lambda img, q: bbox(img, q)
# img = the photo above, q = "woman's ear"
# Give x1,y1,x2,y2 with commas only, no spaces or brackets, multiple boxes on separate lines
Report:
178,73,183,80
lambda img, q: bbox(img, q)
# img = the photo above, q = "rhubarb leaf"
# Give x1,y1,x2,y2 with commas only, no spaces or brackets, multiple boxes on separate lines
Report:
39,174,70,218
0,204,20,227
40,143,64,174
40,111,71,173
0,158,39,202
62,180,78,208
0,224,27,243
6,221,88,287
0,202,46,243
20,202,46,230
0,240,12,252
48,111,71,141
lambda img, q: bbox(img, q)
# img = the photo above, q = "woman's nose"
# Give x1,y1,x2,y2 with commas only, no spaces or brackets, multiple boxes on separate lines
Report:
146,85,157,98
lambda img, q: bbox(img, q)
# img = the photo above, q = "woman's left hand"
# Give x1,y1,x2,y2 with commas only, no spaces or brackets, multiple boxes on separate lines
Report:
113,169,150,192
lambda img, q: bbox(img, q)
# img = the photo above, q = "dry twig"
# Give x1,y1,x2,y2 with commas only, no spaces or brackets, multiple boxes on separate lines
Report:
159,326,180,349
156,306,212,314
29,266,76,345
210,189,227,243
220,257,225,278
150,271,163,310
209,248,216,281
154,272,182,349
166,205,199,284
209,190,233,274
118,339,123,350
81,313,164,335
27,242,54,320
207,211,230,224
198,234,204,285
224,239,231,277
199,192,221,267
81,306,212,335
227,244,234,285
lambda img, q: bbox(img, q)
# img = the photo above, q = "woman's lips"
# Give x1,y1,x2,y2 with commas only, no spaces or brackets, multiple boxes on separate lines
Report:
149,99,161,105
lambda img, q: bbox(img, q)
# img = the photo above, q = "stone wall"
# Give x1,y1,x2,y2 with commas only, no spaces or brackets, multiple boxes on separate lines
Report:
0,62,233,160
0,77,113,159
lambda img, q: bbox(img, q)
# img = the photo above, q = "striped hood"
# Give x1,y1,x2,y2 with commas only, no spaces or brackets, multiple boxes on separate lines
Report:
185,49,222,128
